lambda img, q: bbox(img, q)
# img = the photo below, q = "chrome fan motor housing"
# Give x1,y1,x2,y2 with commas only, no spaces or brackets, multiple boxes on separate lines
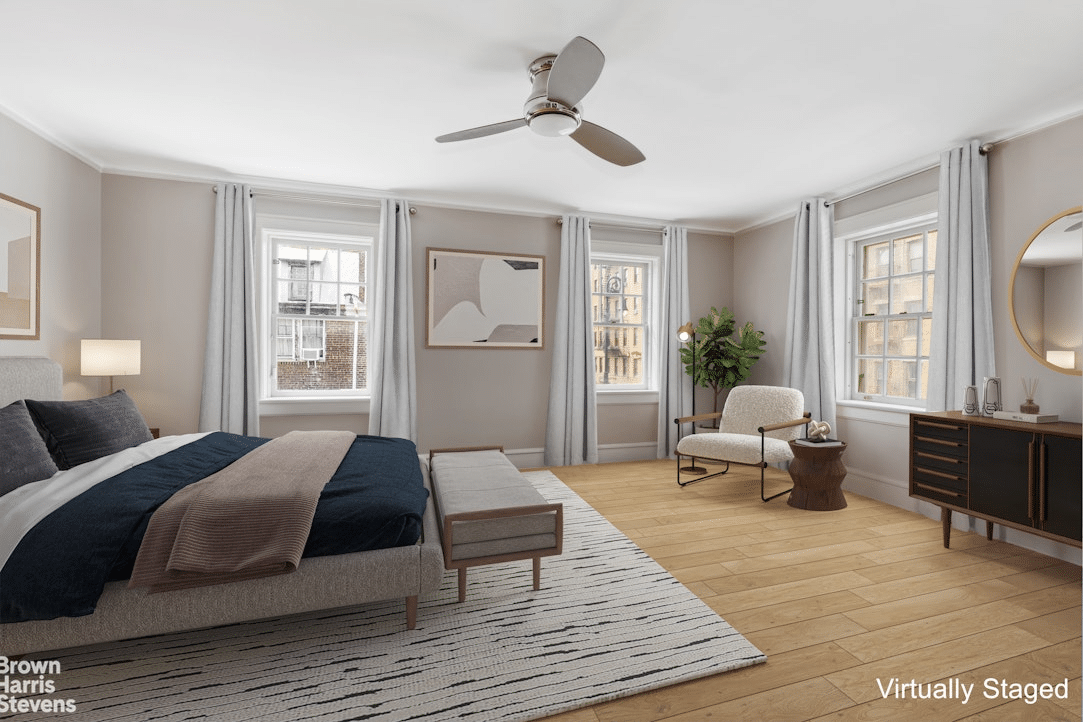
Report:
524,55,581,136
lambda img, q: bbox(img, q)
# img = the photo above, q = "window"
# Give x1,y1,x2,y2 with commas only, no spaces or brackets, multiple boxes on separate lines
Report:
265,231,371,396
849,223,937,405
590,255,653,389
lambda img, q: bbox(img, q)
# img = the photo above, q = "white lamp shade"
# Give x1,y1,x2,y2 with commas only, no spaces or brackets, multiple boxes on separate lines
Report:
81,339,141,376
1046,349,1076,369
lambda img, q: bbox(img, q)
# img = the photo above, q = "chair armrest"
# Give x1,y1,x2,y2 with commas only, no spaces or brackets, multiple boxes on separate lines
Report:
758,412,812,434
674,412,723,426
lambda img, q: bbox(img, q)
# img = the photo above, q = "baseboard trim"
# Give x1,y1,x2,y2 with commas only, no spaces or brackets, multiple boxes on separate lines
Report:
843,467,1081,564
497,442,660,470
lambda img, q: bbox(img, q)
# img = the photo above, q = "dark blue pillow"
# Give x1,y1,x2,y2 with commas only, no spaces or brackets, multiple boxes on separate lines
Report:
26,391,153,470
0,400,59,494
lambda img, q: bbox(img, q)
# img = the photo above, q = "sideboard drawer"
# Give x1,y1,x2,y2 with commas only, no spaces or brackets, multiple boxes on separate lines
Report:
912,417,968,445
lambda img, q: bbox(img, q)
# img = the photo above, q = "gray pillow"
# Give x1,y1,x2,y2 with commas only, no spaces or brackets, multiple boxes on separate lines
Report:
26,391,153,470
0,400,59,495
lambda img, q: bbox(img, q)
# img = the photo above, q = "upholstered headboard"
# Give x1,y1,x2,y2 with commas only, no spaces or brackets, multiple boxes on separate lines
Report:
0,356,63,406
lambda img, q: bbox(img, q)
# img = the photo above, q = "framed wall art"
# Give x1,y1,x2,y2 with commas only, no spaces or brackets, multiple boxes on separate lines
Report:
0,193,41,340
426,247,544,349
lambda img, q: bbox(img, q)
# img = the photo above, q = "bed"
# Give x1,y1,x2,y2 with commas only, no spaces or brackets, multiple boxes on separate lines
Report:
0,356,445,656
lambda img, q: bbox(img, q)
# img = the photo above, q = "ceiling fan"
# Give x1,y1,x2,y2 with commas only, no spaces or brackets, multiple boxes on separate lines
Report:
436,36,645,167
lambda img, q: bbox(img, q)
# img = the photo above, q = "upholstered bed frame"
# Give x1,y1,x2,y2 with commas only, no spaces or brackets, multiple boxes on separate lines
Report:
0,357,445,656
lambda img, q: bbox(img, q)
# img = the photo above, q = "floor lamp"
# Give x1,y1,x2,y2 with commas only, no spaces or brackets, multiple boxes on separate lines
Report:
676,322,706,474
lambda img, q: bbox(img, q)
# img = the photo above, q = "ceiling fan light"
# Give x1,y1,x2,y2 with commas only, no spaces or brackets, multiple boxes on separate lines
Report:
529,111,579,137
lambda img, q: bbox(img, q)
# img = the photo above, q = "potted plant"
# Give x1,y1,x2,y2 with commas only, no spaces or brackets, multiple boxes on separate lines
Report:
679,306,766,429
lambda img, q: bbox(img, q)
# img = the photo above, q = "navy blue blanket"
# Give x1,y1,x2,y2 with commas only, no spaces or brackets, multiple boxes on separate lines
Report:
1,433,428,623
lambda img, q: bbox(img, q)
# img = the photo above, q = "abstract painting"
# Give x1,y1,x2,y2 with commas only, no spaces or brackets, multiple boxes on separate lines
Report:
427,248,544,348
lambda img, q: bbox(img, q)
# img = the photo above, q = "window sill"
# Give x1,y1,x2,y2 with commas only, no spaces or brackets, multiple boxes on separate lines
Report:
836,399,920,427
597,388,659,405
259,397,370,417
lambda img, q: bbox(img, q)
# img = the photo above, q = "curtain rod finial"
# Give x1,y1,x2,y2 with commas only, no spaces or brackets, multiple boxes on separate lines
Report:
979,142,994,155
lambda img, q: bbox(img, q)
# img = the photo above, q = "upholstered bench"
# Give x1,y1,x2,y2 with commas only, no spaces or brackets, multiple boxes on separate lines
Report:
429,447,563,602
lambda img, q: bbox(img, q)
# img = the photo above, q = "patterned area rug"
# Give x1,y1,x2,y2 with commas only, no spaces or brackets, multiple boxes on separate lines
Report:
14,471,765,721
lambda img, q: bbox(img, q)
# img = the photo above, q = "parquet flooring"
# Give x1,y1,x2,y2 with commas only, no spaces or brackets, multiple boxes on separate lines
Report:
539,459,1081,721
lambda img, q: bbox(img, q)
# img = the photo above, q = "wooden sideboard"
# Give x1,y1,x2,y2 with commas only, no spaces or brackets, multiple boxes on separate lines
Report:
909,410,1082,549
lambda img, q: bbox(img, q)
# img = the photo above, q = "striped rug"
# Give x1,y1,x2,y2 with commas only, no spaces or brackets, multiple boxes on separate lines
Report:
17,471,765,721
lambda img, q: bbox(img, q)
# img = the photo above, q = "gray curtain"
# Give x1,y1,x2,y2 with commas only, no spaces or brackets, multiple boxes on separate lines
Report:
783,198,837,429
199,183,259,435
926,140,995,411
544,215,598,466
657,225,691,457
368,199,418,441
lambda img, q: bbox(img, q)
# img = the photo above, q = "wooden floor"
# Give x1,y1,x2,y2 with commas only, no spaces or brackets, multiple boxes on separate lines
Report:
538,459,1081,722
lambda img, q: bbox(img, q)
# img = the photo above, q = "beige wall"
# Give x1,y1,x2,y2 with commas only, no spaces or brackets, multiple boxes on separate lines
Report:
733,116,1082,561
98,181,732,455
0,114,101,398
101,174,215,436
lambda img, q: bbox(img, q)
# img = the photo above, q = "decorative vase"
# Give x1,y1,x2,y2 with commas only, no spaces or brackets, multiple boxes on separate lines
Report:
1020,399,1040,414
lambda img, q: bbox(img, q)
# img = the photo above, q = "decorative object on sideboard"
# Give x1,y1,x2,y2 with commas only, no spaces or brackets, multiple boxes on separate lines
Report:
962,385,981,416
81,339,141,393
1020,377,1039,414
1009,206,1081,376
981,376,1001,416
0,192,41,340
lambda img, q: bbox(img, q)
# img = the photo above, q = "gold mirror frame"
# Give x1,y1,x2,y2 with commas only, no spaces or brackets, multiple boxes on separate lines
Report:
1008,206,1082,376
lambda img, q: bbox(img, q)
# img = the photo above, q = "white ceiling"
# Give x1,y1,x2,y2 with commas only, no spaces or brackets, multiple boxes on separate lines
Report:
2,0,1082,232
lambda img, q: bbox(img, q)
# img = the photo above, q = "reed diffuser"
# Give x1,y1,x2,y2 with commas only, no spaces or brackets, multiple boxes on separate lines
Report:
1020,377,1039,414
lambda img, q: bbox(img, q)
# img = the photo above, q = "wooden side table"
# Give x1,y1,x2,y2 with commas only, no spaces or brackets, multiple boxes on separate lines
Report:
787,441,848,511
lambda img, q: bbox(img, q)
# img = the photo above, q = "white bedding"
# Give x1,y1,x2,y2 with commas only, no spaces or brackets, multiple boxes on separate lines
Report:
0,433,209,570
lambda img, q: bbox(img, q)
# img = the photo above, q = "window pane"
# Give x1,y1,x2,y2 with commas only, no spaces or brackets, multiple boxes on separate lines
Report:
887,359,917,398
925,273,934,312
893,234,923,274
890,275,923,314
309,247,339,282
887,318,919,356
857,359,882,394
921,317,932,356
342,249,364,283
275,244,308,278
857,320,884,354
863,242,889,278
919,359,929,400
926,230,937,271
594,324,644,385
276,320,368,391
861,280,889,316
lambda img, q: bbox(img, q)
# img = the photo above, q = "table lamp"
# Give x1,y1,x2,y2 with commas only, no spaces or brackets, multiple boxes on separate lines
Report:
81,339,141,393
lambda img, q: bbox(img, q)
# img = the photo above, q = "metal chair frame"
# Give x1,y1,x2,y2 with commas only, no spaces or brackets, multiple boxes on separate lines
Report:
673,411,811,501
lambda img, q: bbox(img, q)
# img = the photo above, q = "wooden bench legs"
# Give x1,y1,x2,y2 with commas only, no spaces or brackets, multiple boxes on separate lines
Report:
456,557,544,603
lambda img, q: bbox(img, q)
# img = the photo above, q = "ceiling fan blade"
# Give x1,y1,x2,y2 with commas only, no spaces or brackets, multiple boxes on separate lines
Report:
436,118,526,143
546,36,604,108
570,121,645,166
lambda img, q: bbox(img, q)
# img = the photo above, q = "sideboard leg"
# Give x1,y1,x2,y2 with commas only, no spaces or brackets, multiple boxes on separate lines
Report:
986,520,994,540
941,507,952,548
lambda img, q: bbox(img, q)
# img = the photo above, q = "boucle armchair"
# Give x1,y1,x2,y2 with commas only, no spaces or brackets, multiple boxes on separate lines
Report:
673,385,810,501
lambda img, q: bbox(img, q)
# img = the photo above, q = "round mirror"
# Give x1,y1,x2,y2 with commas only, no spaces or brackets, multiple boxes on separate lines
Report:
1009,206,1082,375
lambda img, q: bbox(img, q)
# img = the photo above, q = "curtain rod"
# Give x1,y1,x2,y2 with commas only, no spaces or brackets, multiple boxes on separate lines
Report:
825,142,994,207
556,217,666,232
211,185,416,214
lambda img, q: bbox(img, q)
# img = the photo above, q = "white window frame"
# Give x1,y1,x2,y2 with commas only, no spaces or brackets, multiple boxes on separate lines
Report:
258,226,375,413
590,240,662,402
835,193,938,412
